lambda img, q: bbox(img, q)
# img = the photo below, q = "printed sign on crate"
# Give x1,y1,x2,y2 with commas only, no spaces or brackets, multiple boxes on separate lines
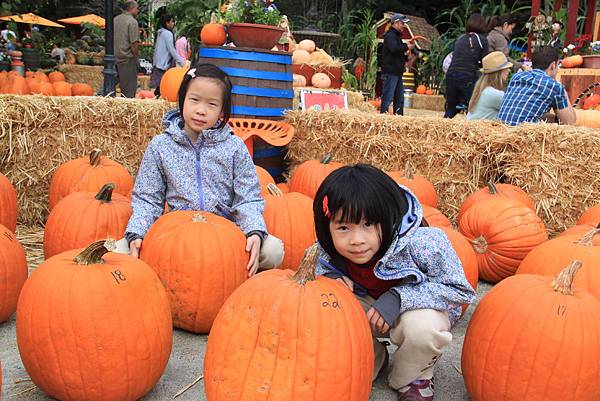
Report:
299,89,348,111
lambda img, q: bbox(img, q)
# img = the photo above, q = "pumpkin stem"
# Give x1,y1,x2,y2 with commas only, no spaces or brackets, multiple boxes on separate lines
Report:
74,239,116,265
321,154,333,164
551,260,583,295
404,161,414,180
471,236,488,254
266,183,283,197
95,183,115,203
89,149,102,166
487,181,498,194
292,243,320,285
192,213,208,223
576,228,600,246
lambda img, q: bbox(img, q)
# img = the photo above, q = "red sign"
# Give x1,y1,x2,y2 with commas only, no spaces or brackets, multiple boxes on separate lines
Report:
299,90,348,111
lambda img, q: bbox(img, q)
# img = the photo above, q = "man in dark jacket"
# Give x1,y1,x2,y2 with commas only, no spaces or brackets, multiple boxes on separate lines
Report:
380,13,414,115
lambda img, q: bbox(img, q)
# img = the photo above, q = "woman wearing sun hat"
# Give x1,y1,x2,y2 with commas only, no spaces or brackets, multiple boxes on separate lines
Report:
467,51,513,120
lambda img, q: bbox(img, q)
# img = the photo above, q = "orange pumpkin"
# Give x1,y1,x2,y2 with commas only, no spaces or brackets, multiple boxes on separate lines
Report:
577,203,600,225
27,78,41,94
140,211,248,333
559,222,599,237
416,84,427,94
34,71,49,82
0,172,17,232
160,66,187,102
38,81,55,96
425,89,434,95
44,183,132,258
276,182,290,193
462,261,600,401
48,71,65,83
561,54,584,68
52,81,72,96
387,162,437,207
200,23,227,45
71,83,94,96
0,225,27,322
49,149,134,209
458,181,535,224
263,183,316,269
583,94,600,110
459,197,547,283
255,165,275,197
25,71,34,78
136,89,155,99
422,205,452,228
204,245,374,401
4,75,29,95
16,240,172,401
289,155,344,199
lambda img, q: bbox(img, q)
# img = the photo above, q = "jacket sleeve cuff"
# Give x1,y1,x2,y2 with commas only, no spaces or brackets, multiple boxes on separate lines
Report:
246,230,266,242
373,291,402,326
125,231,143,245
323,272,343,280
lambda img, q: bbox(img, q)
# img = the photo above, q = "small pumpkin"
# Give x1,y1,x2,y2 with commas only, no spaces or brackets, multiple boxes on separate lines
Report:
52,81,72,96
583,94,600,110
0,225,28,323
160,66,187,102
577,203,600,225
422,205,452,228
200,23,227,46
312,72,331,88
292,49,311,64
48,71,66,83
26,77,40,94
458,181,535,224
292,73,307,87
297,39,316,53
416,84,427,94
71,83,94,96
561,55,584,68
34,71,49,83
289,154,344,199
0,172,17,232
425,89,434,95
310,48,333,64
136,89,155,99
387,162,437,207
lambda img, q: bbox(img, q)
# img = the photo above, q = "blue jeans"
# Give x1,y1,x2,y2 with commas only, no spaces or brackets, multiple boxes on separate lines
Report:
444,72,477,118
381,73,404,115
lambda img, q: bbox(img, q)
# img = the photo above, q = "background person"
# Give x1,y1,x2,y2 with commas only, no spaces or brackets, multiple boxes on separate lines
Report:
114,0,140,98
467,52,512,121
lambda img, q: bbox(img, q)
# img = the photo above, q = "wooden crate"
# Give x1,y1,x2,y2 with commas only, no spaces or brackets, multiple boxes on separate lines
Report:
556,68,600,106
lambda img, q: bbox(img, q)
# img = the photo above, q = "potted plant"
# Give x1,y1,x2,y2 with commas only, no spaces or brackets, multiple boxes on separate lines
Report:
222,0,286,49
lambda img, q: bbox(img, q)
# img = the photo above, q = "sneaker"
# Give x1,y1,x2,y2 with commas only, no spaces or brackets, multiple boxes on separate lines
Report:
397,378,434,401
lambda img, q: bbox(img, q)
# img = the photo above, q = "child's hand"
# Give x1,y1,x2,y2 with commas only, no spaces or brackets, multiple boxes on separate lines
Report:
246,234,261,277
336,276,354,292
129,239,142,258
367,307,390,335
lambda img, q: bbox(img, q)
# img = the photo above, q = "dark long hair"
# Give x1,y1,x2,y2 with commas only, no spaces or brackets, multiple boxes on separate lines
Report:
159,14,174,30
489,14,517,30
465,13,489,34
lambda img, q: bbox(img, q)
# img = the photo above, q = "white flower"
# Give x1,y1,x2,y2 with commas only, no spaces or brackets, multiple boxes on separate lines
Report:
563,48,568,53
568,44,575,50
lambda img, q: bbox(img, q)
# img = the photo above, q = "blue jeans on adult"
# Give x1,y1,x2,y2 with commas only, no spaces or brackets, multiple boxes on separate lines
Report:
444,72,477,118
380,73,404,115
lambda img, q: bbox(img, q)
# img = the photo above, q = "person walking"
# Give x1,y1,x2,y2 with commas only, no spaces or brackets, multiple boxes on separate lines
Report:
151,14,185,97
380,13,414,115
114,0,140,98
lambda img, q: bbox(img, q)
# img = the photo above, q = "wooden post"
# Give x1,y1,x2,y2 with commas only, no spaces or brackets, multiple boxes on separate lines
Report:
565,0,579,45
584,0,598,37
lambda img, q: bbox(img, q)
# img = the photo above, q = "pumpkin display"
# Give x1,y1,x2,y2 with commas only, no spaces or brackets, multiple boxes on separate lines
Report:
27,78,40,94
263,183,316,270
0,172,17,232
312,72,331,89
136,89,155,99
462,261,600,401
0,225,27,323
458,181,535,224
292,49,311,64
297,39,316,53
204,245,373,401
34,71,49,83
561,55,584,68
517,228,600,300
292,73,307,87
577,203,600,225
387,162,437,207
160,66,187,102
140,211,248,333
16,240,172,401
289,154,344,199
49,149,134,209
48,71,66,83
71,83,94,96
416,84,427,94
38,81,55,96
559,222,598,237
583,94,600,110
422,205,453,228
3,75,29,95
459,197,547,283
44,183,132,258
255,165,275,197
52,81,72,96
200,23,227,46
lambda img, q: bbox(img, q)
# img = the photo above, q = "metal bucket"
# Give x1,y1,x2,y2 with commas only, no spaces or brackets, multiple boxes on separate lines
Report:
404,89,413,109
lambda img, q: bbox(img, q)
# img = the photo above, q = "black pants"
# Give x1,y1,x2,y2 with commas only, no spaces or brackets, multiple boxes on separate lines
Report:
444,72,477,118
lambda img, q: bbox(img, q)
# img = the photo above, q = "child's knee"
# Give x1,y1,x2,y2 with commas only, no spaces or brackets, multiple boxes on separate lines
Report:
258,235,284,270
391,309,453,351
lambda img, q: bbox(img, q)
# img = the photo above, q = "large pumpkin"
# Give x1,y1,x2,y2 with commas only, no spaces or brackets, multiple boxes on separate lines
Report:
422,205,452,228
289,155,344,199
263,183,316,269
560,222,599,237
458,181,534,224
459,197,547,283
52,80,72,96
3,75,29,95
204,245,373,401
0,225,28,323
387,162,437,207
577,203,600,225
44,183,132,258
0,172,17,232
49,149,133,209
71,83,94,96
160,66,187,102
462,261,600,401
140,211,248,333
200,23,226,45
48,71,66,83
16,240,172,401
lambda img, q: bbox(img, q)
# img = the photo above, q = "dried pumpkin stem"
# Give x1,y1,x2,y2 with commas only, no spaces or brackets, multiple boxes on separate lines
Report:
321,154,333,164
192,213,207,223
471,236,488,254
552,260,583,295
292,243,320,285
89,148,102,166
404,161,414,180
74,239,115,265
577,228,600,246
487,181,498,194
266,183,283,197
95,183,115,203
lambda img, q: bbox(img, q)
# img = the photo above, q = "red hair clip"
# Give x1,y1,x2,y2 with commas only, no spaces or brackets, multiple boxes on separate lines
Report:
322,195,331,218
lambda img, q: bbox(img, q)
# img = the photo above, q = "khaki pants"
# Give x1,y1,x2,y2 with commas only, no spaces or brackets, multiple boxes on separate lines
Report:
257,234,284,270
116,58,138,98
357,295,452,390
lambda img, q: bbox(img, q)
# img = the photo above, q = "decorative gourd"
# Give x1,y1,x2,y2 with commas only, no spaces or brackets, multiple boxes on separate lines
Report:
517,228,600,300
48,71,65,83
44,183,132,258
462,261,600,401
458,181,535,224
0,172,17,232
561,55,584,68
459,197,547,283
71,83,94,96
204,245,373,401
292,73,306,87
387,162,437,207
416,84,427,94
160,66,187,102
255,165,275,197
292,49,311,64
140,211,248,333
16,240,172,401
289,154,344,199
312,72,331,88
263,183,316,269
577,203,600,225
136,89,155,99
422,205,452,228
52,81,72,96
297,39,316,53
49,149,134,209
200,23,227,46
0,225,27,323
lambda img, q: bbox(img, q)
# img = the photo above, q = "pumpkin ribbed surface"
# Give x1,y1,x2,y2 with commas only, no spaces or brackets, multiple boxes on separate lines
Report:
0,225,27,322
559,222,598,237
140,211,248,333
459,197,547,283
422,205,452,229
16,241,172,401
0,172,17,232
458,182,534,224
160,67,187,102
289,155,343,199
462,264,600,401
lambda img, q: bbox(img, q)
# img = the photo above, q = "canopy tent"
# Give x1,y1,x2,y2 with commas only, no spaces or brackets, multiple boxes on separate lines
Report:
0,13,65,28
58,14,105,29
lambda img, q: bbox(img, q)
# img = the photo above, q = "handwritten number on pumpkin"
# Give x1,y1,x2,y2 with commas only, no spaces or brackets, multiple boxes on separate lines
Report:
111,270,126,284
321,293,340,308
557,304,567,317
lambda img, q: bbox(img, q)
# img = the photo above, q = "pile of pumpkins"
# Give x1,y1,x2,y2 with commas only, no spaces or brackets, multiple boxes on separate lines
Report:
574,93,600,128
291,39,335,89
415,84,434,95
0,70,94,96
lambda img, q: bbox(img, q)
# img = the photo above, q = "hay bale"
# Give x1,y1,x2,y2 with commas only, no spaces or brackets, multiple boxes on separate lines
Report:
412,94,445,111
0,95,171,226
58,64,104,93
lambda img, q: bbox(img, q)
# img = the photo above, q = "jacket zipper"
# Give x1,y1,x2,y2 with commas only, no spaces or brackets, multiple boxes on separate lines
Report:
186,136,205,210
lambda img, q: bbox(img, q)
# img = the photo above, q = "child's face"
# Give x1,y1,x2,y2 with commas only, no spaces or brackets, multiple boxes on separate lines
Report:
182,77,224,135
329,213,382,264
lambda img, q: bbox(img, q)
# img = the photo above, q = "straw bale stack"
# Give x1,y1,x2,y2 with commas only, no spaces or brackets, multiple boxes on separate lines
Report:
412,94,445,111
58,64,104,93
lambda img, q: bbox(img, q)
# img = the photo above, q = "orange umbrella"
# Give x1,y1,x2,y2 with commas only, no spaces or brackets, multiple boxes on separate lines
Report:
58,14,105,29
0,13,65,28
